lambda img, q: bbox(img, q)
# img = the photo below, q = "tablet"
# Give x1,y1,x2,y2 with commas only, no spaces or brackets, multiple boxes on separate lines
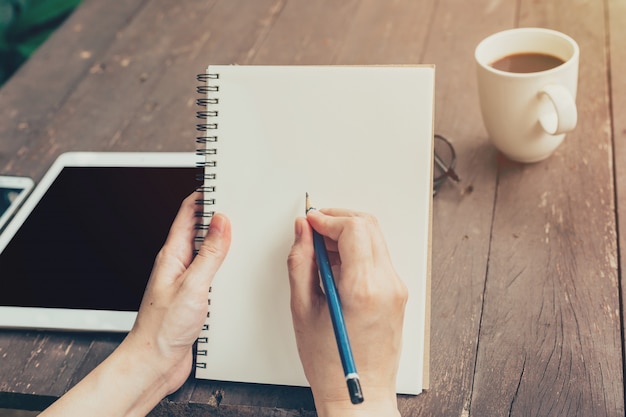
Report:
0,152,198,332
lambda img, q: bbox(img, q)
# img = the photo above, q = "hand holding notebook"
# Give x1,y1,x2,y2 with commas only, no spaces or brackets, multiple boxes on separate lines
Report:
39,195,233,417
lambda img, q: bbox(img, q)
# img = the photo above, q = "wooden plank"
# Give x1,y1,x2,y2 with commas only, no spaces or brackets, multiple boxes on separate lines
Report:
249,0,360,65
470,0,624,415
185,382,315,416
0,0,222,179
405,0,517,415
333,0,435,64
0,331,121,410
115,0,287,154
609,0,626,365
67,0,285,155
0,0,288,178
0,0,148,177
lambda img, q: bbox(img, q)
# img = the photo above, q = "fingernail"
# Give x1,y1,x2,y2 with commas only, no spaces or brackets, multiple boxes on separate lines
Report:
306,208,322,218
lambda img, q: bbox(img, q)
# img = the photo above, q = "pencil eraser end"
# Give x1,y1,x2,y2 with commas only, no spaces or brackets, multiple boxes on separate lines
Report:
347,377,364,404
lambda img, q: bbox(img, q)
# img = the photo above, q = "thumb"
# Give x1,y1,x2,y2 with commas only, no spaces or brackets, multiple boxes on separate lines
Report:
183,213,231,293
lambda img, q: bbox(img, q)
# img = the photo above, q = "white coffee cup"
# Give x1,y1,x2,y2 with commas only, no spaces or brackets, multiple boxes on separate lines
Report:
475,27,579,163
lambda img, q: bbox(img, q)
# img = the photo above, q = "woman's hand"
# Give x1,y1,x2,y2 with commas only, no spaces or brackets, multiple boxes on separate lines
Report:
287,208,407,417
40,193,231,417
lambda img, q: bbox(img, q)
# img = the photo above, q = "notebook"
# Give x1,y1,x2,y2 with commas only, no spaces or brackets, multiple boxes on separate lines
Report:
194,65,434,395
0,152,198,331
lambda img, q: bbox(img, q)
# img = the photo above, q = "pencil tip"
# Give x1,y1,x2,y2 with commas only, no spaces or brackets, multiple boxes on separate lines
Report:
305,192,312,214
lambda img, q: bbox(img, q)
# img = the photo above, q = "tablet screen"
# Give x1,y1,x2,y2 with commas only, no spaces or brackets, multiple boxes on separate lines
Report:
0,166,197,312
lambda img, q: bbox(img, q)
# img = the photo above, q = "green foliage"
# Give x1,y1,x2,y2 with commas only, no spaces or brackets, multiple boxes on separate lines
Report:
0,0,82,85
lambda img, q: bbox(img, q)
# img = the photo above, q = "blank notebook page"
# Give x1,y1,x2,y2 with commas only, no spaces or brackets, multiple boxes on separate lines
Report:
195,65,434,395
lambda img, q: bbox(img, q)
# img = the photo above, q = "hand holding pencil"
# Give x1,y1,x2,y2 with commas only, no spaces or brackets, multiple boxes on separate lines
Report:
287,199,407,417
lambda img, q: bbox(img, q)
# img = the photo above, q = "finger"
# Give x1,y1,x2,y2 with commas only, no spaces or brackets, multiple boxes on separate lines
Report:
322,237,338,253
314,208,391,261
306,209,375,269
182,213,232,294
159,193,200,267
287,217,323,315
319,207,367,218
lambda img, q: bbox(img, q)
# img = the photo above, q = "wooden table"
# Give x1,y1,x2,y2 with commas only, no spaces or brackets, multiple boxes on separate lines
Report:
1,0,625,415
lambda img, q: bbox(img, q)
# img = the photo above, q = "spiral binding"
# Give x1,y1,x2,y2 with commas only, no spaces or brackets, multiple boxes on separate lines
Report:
195,72,219,372
194,72,219,252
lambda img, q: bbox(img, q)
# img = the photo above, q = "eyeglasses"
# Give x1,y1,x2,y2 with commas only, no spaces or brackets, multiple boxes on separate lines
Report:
433,134,459,195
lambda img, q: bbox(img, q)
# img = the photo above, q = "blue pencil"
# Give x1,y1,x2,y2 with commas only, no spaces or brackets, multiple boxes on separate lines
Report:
305,193,364,405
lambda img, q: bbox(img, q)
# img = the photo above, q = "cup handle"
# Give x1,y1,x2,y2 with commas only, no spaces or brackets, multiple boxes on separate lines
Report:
538,84,577,135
